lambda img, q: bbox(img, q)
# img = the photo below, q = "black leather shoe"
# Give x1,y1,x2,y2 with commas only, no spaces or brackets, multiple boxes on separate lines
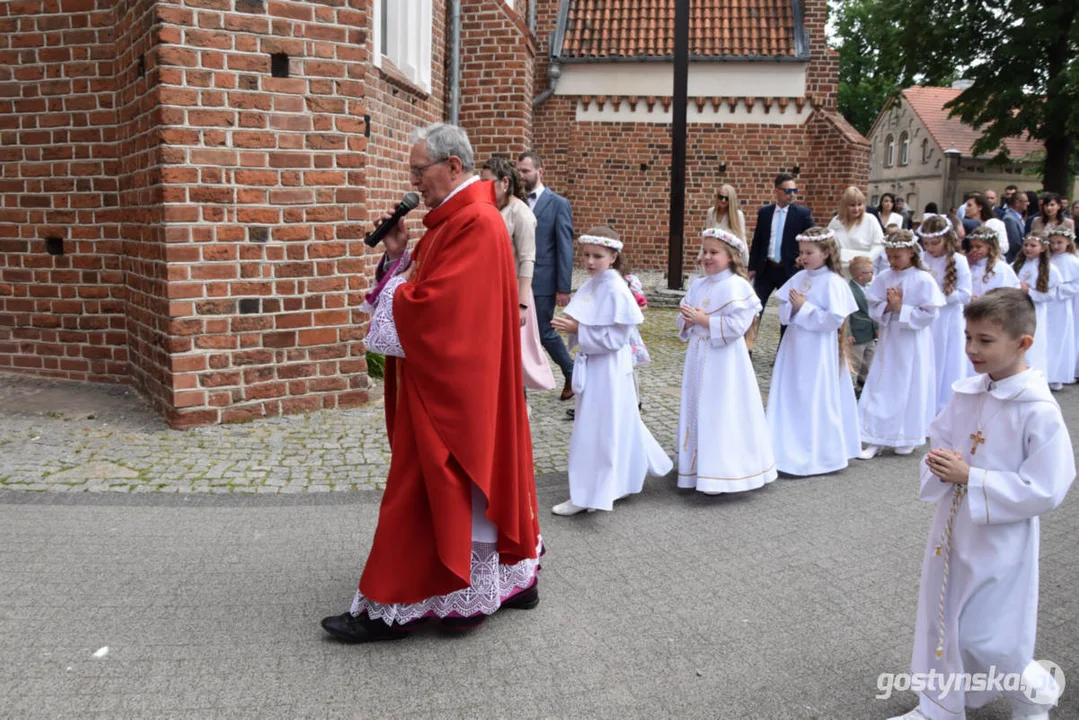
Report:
440,615,487,632
565,408,575,419
502,582,539,610
320,612,408,643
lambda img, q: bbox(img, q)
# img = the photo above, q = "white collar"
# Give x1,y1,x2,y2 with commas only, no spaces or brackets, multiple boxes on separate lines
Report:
436,175,480,208
529,183,546,200
704,269,733,283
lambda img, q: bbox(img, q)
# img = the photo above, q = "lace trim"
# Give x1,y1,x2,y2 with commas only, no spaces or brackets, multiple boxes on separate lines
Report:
349,540,541,625
365,275,406,357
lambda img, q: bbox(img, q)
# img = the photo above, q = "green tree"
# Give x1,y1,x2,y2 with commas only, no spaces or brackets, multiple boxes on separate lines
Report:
833,0,904,136
831,0,1079,194
943,1,1079,195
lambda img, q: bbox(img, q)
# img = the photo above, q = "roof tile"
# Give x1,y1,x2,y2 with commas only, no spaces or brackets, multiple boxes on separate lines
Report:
562,0,799,59
901,87,1042,159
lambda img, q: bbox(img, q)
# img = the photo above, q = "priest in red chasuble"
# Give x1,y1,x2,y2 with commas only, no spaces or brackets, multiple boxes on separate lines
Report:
321,123,542,643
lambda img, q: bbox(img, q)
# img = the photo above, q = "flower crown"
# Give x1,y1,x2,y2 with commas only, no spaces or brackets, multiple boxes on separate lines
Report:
578,234,623,251
914,214,953,238
795,229,835,243
701,226,746,256
1047,227,1076,241
882,231,920,249
1026,233,1051,246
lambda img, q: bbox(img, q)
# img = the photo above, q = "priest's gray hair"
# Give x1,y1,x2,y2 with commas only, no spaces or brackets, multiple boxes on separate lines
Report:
411,123,475,171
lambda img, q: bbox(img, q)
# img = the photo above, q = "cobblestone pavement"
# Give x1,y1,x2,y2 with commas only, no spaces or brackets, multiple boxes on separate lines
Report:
0,300,783,494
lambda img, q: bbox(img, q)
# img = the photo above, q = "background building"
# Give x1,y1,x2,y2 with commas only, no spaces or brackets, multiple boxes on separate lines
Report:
0,0,867,426
866,86,1047,217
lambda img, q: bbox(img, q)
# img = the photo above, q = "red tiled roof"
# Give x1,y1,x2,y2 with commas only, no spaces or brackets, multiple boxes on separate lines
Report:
561,0,801,59
901,86,1042,160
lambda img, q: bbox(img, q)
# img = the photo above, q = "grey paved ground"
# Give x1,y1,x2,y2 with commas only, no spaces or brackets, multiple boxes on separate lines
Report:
0,305,778,494
1,297,1077,718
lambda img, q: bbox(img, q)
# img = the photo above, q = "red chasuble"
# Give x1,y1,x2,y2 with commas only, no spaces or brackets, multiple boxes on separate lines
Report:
359,180,541,604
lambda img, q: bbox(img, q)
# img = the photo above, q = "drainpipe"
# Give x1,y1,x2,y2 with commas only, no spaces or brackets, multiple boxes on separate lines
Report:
533,0,569,107
532,60,561,107
449,0,461,125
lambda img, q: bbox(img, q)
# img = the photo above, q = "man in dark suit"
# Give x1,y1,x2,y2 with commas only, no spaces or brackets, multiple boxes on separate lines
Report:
517,151,575,401
1002,191,1027,263
748,173,815,333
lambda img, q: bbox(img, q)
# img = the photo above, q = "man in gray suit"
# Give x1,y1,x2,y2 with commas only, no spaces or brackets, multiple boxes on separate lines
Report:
517,151,575,401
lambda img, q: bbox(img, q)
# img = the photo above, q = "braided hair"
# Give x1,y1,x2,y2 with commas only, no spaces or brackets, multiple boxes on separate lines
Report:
917,215,959,296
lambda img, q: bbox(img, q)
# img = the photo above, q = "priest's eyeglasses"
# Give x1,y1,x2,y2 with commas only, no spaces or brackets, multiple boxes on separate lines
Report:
409,159,447,179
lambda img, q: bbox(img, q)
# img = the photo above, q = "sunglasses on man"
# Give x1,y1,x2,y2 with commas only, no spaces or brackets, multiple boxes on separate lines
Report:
782,188,798,195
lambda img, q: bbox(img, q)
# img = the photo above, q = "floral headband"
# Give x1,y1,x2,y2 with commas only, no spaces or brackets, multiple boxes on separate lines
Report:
1047,227,1076,241
701,226,746,256
914,214,953,238
795,230,835,243
882,231,920,249
1026,234,1051,246
578,234,623,251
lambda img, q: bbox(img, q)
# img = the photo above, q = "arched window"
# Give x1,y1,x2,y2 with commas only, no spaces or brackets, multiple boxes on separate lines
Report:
885,135,895,167
921,138,930,164
899,132,910,165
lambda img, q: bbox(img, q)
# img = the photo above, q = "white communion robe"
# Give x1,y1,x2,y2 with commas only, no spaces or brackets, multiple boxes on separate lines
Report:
966,258,1021,376
910,370,1074,720
1014,260,1061,378
676,270,776,492
859,267,945,448
969,257,1020,299
564,270,673,510
922,251,973,414
1048,252,1079,384
766,266,861,475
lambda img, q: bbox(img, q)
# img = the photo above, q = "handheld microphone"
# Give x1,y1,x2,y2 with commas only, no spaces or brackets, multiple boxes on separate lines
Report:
365,192,420,248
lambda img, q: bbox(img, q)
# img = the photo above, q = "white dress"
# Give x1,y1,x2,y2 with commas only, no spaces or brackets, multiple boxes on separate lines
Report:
984,217,1009,257
967,258,1021,377
564,270,673,510
767,266,861,475
969,257,1020,299
910,370,1073,719
921,251,972,413
859,267,945,448
1014,260,1061,378
676,270,775,492
829,214,885,267
1048,252,1079,384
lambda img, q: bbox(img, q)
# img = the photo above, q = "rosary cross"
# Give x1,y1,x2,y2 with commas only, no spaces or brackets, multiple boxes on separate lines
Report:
969,430,986,455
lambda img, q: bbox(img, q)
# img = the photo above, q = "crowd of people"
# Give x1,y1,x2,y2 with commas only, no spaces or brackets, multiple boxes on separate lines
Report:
323,122,1073,720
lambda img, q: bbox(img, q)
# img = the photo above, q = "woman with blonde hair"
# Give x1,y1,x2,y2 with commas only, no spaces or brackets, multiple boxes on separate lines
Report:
705,183,747,261
828,186,884,267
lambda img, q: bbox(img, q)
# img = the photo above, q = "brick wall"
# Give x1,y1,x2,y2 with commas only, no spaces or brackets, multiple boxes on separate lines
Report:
530,0,870,279
1,0,453,429
0,0,127,382
457,0,534,162
147,0,375,427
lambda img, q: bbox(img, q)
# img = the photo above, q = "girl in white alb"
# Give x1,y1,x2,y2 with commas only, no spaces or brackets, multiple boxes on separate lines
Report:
965,226,1020,376
550,228,673,516
858,230,945,458
766,227,861,476
1012,234,1061,379
918,215,972,414
1046,227,1079,389
676,227,775,493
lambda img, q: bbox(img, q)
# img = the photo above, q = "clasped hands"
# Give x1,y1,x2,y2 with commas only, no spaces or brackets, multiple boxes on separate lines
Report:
680,304,708,328
885,286,904,313
925,448,970,485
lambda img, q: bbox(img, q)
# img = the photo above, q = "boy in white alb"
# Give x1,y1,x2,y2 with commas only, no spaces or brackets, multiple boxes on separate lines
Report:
887,288,1074,720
